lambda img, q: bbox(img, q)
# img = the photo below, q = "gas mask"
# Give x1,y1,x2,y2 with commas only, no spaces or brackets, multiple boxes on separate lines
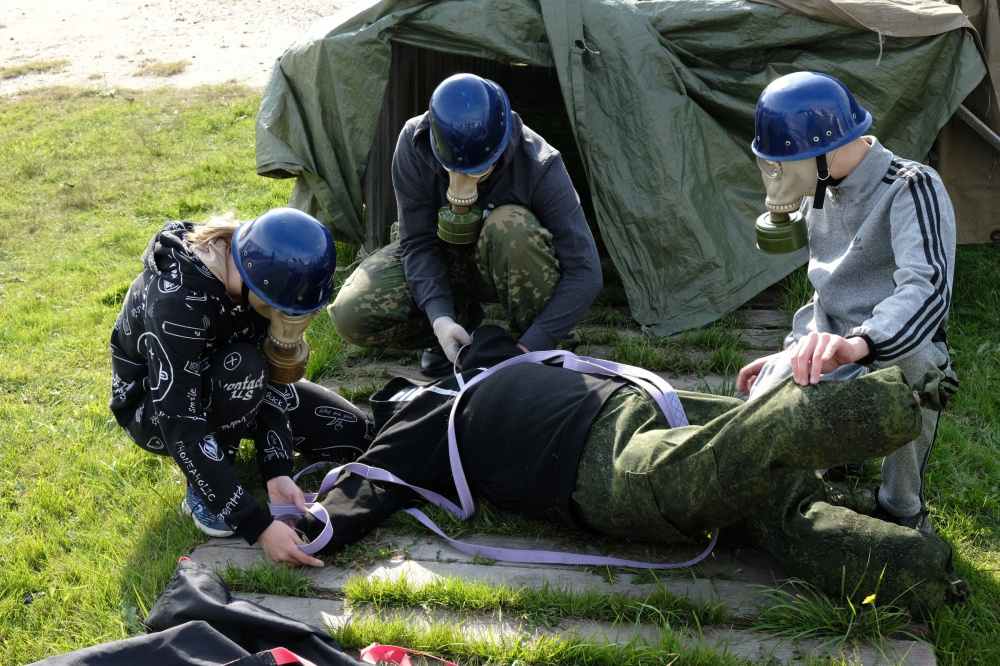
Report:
753,150,837,254
248,291,315,384
437,165,494,244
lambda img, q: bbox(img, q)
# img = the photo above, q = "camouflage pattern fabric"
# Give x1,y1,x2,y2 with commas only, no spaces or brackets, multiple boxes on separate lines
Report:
571,367,964,614
750,339,957,520
329,205,560,349
735,468,967,618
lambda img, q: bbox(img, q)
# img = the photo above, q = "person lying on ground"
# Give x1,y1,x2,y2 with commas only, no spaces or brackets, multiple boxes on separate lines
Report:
296,326,968,616
109,208,373,566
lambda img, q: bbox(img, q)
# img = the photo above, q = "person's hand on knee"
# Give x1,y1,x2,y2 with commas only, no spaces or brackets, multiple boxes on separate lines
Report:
257,520,325,567
790,332,869,385
432,316,472,362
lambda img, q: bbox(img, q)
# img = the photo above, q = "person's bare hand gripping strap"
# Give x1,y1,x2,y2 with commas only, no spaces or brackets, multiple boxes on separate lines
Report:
259,475,324,567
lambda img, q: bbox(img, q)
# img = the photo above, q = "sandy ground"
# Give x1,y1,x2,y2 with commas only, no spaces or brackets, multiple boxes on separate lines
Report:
1,0,369,96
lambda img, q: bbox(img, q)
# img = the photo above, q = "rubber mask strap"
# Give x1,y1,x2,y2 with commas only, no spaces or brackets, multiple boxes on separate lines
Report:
812,153,830,210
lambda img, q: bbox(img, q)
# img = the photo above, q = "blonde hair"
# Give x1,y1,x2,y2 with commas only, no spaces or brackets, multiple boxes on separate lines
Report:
187,211,242,248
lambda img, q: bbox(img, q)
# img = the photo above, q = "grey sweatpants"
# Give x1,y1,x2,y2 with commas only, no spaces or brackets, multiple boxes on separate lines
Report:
748,340,954,517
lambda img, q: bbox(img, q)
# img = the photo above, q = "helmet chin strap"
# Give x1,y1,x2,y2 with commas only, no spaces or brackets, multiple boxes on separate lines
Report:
812,153,831,210
812,151,846,210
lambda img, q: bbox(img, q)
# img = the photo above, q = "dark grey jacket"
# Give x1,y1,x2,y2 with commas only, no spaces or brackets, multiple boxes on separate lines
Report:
392,111,602,350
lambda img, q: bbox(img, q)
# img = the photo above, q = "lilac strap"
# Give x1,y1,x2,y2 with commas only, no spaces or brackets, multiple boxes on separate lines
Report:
404,507,718,568
276,349,716,569
563,356,690,427
268,462,464,522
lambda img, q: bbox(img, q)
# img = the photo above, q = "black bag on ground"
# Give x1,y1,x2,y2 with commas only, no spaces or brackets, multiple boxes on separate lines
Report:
30,559,360,666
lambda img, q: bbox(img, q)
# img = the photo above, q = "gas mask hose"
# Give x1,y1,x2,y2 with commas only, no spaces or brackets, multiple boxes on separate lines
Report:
262,310,312,384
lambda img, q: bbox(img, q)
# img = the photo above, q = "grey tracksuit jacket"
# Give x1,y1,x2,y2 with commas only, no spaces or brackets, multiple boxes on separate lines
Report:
788,137,956,380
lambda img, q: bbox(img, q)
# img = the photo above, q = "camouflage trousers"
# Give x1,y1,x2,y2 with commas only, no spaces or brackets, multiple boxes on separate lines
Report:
749,340,956,518
571,367,966,615
329,205,561,349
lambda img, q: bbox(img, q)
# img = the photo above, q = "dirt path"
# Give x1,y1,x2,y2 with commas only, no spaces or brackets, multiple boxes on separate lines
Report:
1,0,365,96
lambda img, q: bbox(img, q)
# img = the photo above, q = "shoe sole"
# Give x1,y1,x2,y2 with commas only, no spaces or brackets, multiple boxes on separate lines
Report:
181,498,236,538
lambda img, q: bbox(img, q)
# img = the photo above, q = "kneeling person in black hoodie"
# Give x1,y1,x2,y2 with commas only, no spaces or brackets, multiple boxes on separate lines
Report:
109,209,374,567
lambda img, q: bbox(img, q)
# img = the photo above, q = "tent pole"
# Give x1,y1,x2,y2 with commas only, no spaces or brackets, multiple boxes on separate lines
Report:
955,104,1000,155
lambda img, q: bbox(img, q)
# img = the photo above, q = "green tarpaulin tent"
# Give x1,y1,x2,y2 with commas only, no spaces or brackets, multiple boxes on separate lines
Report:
256,0,985,335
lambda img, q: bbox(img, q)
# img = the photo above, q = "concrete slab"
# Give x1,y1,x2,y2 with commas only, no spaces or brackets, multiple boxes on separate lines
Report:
234,593,935,665
741,328,785,351
741,309,789,329
321,363,745,398
323,322,780,398
192,530,793,617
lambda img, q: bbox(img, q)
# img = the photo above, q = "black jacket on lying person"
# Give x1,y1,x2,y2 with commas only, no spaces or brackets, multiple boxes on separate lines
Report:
300,326,624,548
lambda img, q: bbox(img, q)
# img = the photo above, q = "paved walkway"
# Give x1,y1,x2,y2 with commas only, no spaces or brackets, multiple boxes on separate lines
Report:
189,305,935,665
191,529,934,664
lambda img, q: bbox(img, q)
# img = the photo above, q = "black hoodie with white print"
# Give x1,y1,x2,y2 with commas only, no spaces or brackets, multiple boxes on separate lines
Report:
109,221,293,543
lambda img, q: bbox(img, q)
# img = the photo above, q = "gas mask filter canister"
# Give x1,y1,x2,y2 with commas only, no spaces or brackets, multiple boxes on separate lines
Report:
437,165,494,244
248,291,315,384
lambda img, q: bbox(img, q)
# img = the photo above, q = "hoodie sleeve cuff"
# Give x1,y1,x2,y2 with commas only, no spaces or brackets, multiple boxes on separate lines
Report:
234,506,275,545
846,329,877,365
518,324,559,352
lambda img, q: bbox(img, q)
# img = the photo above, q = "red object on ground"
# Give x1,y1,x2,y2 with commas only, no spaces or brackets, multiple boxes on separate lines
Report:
359,644,457,666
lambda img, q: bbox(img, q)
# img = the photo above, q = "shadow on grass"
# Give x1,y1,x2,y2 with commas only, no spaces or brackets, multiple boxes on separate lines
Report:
926,547,1000,662
117,483,205,632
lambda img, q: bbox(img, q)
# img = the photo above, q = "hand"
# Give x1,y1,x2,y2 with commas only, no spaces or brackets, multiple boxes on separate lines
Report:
789,332,870,386
737,355,773,396
432,316,472,362
266,475,308,527
516,343,530,354
257,520,325,567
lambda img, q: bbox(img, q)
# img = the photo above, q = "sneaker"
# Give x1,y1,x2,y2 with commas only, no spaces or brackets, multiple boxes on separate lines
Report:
181,485,235,538
871,491,936,536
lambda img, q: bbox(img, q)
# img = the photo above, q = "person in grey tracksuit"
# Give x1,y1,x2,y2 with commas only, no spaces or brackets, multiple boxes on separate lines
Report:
741,135,958,533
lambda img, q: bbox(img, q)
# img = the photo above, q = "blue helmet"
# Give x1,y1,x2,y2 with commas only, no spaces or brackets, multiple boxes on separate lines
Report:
230,207,337,314
429,73,512,174
752,72,872,161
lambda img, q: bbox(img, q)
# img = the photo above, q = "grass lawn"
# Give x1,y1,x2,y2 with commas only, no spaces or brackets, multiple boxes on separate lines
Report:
2,85,1000,665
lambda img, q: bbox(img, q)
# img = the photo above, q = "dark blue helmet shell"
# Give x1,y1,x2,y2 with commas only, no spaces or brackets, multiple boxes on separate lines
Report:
752,72,872,161
230,207,337,314
429,73,512,173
